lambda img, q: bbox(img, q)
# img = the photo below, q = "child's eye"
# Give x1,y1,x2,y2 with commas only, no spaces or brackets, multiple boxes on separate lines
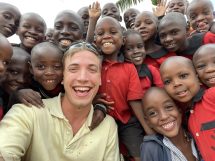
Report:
54,65,62,70
9,70,19,75
3,13,12,20
196,64,206,70
165,105,174,111
171,29,178,35
102,10,108,15
147,110,157,118
189,14,196,20
23,24,31,29
54,23,62,30
179,73,189,79
2,61,9,66
145,20,152,25
137,44,144,49
163,79,171,85
36,64,45,70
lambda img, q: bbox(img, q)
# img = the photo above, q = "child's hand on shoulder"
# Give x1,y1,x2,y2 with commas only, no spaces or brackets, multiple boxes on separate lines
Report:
17,89,44,108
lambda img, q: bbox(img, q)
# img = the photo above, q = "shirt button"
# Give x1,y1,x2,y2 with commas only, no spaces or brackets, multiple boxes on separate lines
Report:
196,133,199,137
107,80,111,83
190,110,194,114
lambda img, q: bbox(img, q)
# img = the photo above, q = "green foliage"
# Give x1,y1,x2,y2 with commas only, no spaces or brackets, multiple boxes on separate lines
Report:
151,0,158,5
116,0,144,12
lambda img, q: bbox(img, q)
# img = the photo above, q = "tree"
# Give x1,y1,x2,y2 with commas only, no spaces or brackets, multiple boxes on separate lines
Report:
116,0,158,11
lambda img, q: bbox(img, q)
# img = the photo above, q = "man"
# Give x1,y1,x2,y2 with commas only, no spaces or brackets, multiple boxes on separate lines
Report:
0,42,120,161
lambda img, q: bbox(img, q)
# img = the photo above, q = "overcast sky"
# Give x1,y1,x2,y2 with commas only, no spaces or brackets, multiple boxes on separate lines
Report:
3,0,215,43
3,0,153,43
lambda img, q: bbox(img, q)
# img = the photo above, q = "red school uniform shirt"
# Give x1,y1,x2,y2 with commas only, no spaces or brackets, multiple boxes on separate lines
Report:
98,59,143,124
177,32,215,60
138,64,163,95
144,47,176,69
188,87,215,161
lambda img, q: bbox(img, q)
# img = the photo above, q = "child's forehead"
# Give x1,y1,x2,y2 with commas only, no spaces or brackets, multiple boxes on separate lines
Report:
55,11,82,23
188,0,213,11
169,0,186,4
136,12,157,22
77,7,88,15
193,45,215,60
102,3,118,10
96,17,121,29
21,13,46,26
124,8,139,15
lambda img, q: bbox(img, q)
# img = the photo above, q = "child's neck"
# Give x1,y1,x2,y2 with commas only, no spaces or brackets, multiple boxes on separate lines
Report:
169,127,190,147
20,43,31,54
144,39,161,54
103,52,119,61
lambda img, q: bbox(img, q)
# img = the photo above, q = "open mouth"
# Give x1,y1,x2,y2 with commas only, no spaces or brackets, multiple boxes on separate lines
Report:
197,22,209,31
59,39,72,47
206,76,215,84
73,86,91,96
176,90,188,97
102,42,113,47
162,121,175,131
25,36,38,43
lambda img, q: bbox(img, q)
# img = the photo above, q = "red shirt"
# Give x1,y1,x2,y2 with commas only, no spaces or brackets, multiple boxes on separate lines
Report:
177,32,215,59
188,87,215,161
144,47,176,69
99,60,143,124
138,64,163,95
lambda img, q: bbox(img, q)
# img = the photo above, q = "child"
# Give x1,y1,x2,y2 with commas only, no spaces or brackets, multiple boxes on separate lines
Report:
187,0,214,34
101,2,122,22
123,29,163,94
1,46,31,114
166,0,188,14
45,28,54,42
77,6,89,39
134,11,176,69
192,44,215,88
141,87,200,161
0,34,13,120
158,12,215,59
160,56,215,161
0,2,21,38
16,12,47,53
95,16,153,161
123,8,140,29
53,10,84,51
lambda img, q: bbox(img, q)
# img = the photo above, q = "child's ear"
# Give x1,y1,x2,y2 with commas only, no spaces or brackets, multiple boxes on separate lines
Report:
122,36,126,45
28,61,33,75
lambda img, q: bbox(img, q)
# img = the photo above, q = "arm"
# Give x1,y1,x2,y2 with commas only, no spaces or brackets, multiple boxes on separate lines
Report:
129,100,154,135
86,1,101,43
0,104,33,160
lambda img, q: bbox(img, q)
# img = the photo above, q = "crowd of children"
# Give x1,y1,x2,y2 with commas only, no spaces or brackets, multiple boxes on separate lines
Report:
0,0,215,161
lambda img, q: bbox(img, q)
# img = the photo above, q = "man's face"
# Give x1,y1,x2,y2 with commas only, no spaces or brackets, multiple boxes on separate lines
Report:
63,50,101,109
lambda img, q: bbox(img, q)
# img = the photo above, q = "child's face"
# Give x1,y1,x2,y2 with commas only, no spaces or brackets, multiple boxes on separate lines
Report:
160,57,200,103
143,88,182,138
187,0,214,32
45,28,54,42
0,4,20,37
102,3,122,22
134,12,157,42
193,46,215,88
53,12,83,50
77,7,89,35
17,14,46,50
159,20,187,52
30,47,63,91
95,17,123,56
0,39,13,79
123,8,140,29
124,33,145,66
167,0,186,14
2,48,31,94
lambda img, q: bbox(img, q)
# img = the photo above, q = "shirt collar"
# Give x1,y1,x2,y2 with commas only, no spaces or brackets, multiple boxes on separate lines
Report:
147,47,169,59
138,64,148,77
48,93,94,128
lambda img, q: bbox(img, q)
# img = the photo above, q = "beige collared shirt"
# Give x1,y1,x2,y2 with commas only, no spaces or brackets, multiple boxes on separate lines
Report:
0,94,120,161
